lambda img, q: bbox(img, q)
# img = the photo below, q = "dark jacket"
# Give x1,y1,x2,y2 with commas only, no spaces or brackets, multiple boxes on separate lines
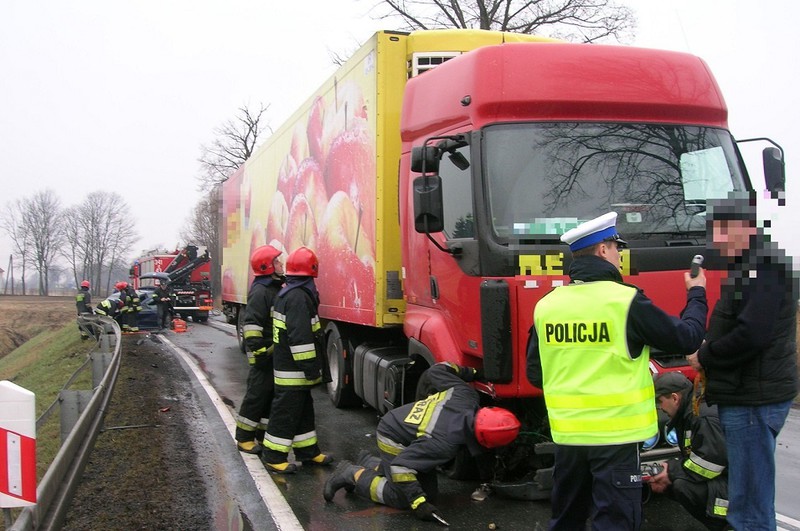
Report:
242,276,281,364
666,388,728,518
377,363,482,506
76,287,92,314
527,255,708,388
272,280,330,386
698,235,799,405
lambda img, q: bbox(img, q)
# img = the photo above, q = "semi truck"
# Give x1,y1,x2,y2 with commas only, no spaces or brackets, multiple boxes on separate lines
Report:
133,245,213,322
219,29,784,492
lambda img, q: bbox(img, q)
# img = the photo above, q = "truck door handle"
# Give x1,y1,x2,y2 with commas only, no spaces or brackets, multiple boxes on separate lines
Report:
429,276,439,300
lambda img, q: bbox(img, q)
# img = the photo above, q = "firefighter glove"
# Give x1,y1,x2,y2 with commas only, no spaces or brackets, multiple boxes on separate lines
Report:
412,501,440,522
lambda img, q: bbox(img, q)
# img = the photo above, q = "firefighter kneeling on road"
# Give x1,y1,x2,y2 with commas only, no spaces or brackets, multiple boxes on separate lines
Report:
323,362,521,526
649,372,729,531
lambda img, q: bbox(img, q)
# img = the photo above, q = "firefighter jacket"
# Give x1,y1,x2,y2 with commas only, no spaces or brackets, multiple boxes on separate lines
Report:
120,286,142,313
666,388,728,518
242,276,281,367
377,362,482,510
76,287,92,314
271,278,330,387
527,255,708,445
698,233,799,406
95,298,121,318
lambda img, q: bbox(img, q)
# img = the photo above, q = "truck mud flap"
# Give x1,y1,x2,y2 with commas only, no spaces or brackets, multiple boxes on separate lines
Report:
480,279,512,382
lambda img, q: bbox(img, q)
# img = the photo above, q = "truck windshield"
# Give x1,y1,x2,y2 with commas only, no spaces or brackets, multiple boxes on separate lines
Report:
483,123,748,242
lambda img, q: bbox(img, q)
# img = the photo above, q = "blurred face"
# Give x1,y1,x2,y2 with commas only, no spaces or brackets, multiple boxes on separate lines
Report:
712,220,756,258
656,393,680,420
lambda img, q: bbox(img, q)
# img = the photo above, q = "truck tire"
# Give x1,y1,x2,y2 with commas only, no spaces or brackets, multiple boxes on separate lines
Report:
236,306,246,354
325,322,361,408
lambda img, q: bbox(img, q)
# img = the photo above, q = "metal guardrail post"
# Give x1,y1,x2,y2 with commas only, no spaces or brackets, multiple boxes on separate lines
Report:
9,317,122,531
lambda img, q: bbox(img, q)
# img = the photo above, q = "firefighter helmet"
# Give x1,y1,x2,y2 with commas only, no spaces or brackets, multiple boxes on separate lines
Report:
474,407,521,449
80,280,90,289
285,246,319,277
250,245,282,276
115,281,128,291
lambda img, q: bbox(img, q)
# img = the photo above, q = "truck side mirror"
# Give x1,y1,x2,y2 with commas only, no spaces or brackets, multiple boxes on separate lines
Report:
413,175,444,233
763,147,785,196
411,146,440,173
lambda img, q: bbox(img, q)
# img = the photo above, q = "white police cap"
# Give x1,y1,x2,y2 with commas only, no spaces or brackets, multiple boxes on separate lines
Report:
561,212,627,252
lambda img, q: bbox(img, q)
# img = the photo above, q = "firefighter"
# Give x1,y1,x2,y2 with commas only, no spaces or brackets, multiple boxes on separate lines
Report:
76,280,93,339
649,372,729,531
261,246,333,473
115,281,141,332
235,245,284,454
526,212,708,530
153,280,172,329
95,297,124,321
323,362,521,525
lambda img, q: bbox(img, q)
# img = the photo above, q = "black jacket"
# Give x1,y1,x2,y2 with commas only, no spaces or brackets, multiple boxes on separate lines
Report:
666,389,727,485
698,235,799,405
242,276,281,357
527,255,708,388
377,363,482,506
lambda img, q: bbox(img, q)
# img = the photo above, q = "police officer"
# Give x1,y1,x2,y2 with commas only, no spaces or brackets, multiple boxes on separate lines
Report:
650,372,728,531
323,362,521,525
235,245,284,454
261,247,333,473
526,212,708,530
76,280,93,339
153,280,172,329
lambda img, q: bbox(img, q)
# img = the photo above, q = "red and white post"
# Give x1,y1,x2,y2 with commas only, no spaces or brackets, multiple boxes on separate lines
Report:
0,381,36,508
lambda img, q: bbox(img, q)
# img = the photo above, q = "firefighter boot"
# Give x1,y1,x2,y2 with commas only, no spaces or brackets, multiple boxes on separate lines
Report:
323,460,360,502
356,449,381,470
261,451,297,474
303,453,334,467
237,440,262,455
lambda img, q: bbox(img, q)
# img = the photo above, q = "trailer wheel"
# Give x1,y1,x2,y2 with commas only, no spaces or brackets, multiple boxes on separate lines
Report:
325,322,361,408
236,307,246,354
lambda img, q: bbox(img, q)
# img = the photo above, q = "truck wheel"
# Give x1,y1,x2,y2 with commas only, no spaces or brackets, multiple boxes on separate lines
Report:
325,322,360,408
236,307,246,354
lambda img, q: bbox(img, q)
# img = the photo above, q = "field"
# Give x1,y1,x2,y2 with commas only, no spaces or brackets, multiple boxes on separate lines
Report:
0,295,77,358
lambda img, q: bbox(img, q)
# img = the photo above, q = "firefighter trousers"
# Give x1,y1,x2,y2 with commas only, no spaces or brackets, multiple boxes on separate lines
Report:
262,386,321,463
353,462,439,509
235,359,274,443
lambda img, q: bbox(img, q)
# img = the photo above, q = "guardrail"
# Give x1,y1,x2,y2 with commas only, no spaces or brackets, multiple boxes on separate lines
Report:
9,316,122,531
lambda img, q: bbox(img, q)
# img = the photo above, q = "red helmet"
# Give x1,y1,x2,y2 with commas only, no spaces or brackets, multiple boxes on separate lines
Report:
115,281,128,291
474,407,521,449
80,280,90,288
285,246,319,277
250,245,282,276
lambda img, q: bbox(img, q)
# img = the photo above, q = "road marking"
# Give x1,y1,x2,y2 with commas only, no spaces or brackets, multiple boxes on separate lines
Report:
778,512,800,530
160,335,303,531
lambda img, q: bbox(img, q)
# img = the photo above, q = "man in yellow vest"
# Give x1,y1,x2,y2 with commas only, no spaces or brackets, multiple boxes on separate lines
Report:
526,212,708,530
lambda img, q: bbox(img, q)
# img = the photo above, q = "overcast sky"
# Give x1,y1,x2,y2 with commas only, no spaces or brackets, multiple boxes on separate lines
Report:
1,0,799,280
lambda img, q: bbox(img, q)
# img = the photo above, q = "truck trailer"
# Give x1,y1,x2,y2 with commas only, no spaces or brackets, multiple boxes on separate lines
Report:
219,29,784,491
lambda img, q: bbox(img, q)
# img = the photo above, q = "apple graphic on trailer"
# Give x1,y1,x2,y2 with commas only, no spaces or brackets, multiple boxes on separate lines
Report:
266,192,289,247
284,193,318,253
293,157,329,227
317,191,375,310
324,124,376,242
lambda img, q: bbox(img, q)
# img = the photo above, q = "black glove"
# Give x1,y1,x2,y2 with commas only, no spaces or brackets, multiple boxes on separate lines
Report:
412,502,440,522
473,367,485,381
304,370,321,381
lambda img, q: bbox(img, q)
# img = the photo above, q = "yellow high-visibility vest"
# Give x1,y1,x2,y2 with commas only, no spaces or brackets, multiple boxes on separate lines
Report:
534,281,657,445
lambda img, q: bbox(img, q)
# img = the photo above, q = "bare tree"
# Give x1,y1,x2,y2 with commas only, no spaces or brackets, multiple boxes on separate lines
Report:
1,199,31,295
197,104,271,190
20,190,64,295
62,191,138,295
181,187,221,304
373,0,635,43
